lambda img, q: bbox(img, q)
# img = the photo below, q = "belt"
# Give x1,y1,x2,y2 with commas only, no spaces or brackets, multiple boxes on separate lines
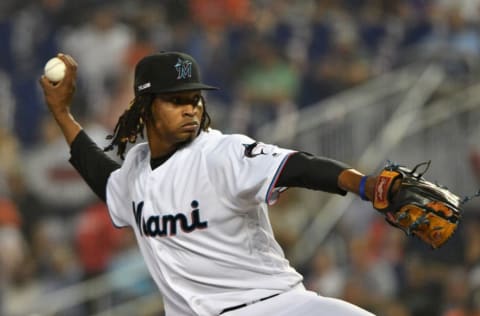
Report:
219,293,280,315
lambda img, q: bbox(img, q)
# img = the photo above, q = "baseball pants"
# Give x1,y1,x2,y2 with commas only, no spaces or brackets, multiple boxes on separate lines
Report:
222,288,375,316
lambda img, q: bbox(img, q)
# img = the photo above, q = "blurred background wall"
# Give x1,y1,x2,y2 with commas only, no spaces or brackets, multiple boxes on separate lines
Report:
2,0,480,315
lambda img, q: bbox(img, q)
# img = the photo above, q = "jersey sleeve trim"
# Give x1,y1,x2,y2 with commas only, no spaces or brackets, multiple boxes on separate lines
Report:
265,152,295,205
109,218,130,229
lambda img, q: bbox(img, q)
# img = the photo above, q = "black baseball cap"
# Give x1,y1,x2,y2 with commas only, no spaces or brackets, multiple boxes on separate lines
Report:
134,52,218,96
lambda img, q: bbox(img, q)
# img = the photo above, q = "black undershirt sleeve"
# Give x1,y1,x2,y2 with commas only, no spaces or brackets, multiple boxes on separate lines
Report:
70,133,348,200
69,130,121,202
276,152,350,196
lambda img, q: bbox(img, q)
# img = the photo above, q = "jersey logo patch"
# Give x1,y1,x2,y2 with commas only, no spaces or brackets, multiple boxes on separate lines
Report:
132,200,208,237
243,142,278,158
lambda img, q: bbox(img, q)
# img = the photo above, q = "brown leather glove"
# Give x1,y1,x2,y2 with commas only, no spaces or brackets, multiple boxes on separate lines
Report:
372,161,461,249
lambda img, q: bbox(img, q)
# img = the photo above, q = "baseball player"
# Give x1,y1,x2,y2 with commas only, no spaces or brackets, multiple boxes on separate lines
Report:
40,52,378,316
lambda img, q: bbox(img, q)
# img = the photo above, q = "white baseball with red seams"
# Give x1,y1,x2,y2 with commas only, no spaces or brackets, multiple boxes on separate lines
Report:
44,57,66,83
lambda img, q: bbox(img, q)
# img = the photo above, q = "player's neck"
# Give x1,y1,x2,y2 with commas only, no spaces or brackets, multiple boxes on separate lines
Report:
148,135,195,159
148,140,178,159
146,126,178,158
150,151,175,169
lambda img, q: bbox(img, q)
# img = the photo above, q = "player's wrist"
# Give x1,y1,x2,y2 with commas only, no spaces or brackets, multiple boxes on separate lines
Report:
51,108,72,121
359,175,377,202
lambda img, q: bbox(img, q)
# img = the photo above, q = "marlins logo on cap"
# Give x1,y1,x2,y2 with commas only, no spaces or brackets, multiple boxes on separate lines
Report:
175,58,192,80
133,51,218,96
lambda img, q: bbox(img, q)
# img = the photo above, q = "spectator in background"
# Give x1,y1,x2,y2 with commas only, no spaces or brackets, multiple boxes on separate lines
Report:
398,254,442,316
305,246,346,299
27,217,83,316
440,267,469,316
0,197,28,315
344,236,398,310
444,7,480,75
106,229,157,307
299,1,370,107
75,202,125,313
0,126,20,195
377,300,411,316
60,2,133,120
268,189,313,258
462,149,480,315
188,0,251,30
0,71,16,134
8,0,66,147
358,2,387,58
230,36,300,141
185,26,234,129
102,23,157,131
22,117,98,213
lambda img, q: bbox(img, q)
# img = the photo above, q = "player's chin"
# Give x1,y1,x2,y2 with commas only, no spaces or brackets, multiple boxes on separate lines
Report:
176,130,198,143
175,134,197,149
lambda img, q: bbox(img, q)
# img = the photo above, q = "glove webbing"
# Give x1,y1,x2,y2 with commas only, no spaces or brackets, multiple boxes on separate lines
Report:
383,160,480,207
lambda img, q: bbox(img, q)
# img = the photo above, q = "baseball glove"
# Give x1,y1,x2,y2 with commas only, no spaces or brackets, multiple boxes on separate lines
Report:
373,161,461,249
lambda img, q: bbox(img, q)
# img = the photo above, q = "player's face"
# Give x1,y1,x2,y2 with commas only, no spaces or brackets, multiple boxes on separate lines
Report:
149,90,205,150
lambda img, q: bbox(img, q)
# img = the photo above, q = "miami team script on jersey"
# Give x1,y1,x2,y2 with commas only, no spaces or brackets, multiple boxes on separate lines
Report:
105,129,304,316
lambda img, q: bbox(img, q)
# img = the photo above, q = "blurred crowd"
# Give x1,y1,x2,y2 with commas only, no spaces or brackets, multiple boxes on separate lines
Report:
2,0,480,315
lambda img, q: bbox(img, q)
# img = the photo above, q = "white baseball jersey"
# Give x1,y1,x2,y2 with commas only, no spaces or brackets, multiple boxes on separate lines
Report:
106,129,303,316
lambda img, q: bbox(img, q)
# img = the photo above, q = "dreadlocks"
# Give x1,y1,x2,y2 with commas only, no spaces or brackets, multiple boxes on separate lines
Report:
104,94,152,159
104,94,212,159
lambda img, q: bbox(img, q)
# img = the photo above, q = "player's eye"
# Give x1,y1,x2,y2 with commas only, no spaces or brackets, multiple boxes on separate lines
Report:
170,97,181,104
193,95,204,108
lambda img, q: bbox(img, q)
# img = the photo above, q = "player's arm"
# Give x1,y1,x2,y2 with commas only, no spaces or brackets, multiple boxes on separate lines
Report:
68,131,120,202
277,152,375,200
39,53,120,202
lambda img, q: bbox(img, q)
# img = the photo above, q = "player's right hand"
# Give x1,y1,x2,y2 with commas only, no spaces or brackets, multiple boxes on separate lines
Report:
39,53,78,117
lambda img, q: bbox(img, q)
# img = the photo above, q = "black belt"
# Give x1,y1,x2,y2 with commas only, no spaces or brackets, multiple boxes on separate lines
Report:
219,293,280,315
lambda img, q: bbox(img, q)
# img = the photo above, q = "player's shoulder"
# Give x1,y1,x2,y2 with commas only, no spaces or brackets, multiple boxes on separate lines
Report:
197,129,255,153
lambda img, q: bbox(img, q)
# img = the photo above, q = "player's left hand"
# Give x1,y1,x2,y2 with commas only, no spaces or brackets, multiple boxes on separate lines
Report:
372,161,461,249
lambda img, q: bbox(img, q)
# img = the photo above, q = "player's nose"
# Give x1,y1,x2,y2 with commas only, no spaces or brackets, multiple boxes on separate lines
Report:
182,103,199,117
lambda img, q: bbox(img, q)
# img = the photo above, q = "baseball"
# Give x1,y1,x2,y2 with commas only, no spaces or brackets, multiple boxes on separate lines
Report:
44,57,66,83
